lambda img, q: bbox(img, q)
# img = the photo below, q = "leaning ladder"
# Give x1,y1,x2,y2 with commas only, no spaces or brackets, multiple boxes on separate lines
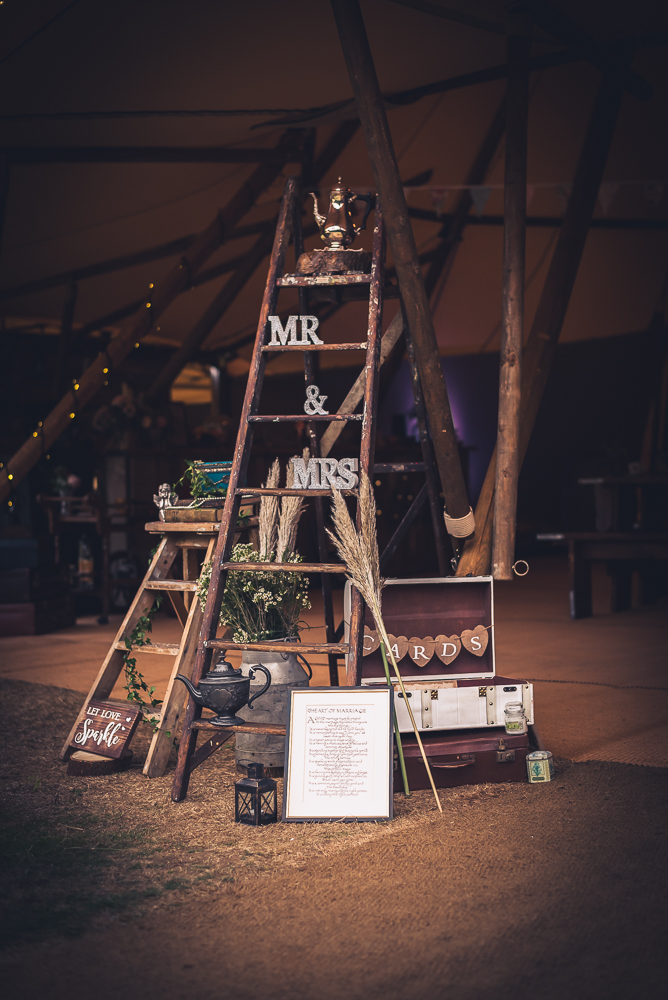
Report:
171,175,386,801
60,527,216,778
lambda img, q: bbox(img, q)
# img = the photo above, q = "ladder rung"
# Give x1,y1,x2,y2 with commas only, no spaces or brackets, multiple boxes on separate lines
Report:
144,580,199,591
192,720,286,734
114,641,181,655
145,521,220,533
204,640,349,654
238,487,357,497
248,414,362,423
222,562,347,573
262,343,367,352
278,274,372,287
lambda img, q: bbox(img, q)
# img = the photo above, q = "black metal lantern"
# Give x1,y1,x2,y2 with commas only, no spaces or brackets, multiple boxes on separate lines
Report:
234,763,278,826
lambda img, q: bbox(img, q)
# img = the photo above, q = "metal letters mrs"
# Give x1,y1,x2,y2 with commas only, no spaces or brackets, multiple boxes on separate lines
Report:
291,457,359,490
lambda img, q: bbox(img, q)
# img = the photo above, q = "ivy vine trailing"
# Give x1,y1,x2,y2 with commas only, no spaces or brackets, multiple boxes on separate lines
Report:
122,596,165,731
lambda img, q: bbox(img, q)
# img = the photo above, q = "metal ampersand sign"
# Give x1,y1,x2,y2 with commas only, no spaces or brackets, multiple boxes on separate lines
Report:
304,384,329,416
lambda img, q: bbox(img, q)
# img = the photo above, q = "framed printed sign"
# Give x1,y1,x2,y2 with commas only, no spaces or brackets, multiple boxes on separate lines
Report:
283,687,393,823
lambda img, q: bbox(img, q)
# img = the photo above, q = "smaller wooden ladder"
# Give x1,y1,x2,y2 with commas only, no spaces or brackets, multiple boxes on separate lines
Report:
60,523,217,777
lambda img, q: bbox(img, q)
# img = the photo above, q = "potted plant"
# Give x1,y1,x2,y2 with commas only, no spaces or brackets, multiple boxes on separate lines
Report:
157,461,236,523
196,458,312,774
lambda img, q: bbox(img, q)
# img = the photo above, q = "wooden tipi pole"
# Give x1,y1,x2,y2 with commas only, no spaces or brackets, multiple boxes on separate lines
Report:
457,71,625,577
330,0,472,550
492,3,530,580
0,131,303,504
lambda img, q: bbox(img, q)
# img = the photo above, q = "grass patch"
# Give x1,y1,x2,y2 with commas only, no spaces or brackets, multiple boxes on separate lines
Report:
163,878,189,891
0,813,155,948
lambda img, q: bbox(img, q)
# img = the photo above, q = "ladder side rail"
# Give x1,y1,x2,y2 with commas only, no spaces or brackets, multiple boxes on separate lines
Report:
347,202,385,686
60,536,180,759
144,538,216,777
171,177,298,802
292,187,340,687
192,175,299,671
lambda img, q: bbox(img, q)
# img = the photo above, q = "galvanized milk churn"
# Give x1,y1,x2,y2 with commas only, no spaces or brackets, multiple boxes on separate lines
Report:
235,640,311,775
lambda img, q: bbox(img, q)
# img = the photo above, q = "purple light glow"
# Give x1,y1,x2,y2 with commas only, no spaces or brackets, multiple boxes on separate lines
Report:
377,355,499,503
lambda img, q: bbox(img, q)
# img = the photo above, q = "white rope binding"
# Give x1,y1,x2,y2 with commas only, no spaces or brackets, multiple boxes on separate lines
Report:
443,507,476,538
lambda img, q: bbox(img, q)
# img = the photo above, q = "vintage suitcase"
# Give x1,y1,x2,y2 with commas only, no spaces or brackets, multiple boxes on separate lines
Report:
388,674,534,733
346,576,496,683
397,726,531,791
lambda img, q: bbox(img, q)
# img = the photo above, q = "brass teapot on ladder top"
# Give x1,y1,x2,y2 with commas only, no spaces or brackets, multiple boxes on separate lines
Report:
296,178,373,276
310,177,373,250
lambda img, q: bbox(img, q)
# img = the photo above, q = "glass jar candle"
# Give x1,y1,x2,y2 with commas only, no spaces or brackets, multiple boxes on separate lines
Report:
504,701,527,735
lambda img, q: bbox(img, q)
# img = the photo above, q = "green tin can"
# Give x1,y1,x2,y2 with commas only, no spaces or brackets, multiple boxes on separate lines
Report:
526,750,554,783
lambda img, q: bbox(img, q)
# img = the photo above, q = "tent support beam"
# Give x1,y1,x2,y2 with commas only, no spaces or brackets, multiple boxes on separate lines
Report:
318,94,506,455
143,227,277,404
457,70,625,577
2,146,302,165
143,121,361,402
492,4,529,581
0,131,303,503
331,0,471,553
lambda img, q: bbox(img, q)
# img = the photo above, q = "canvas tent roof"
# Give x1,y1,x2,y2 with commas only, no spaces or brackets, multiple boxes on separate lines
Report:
1,0,667,379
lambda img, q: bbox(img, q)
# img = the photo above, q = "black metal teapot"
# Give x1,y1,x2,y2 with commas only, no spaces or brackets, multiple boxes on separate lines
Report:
175,654,271,727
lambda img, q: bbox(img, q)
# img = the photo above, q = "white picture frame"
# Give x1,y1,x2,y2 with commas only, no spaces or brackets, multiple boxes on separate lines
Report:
283,687,394,823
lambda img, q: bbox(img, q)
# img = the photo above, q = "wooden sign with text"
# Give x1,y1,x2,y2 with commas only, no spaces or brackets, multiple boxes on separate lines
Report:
70,700,142,759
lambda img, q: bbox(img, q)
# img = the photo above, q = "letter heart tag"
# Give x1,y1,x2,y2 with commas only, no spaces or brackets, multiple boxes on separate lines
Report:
386,635,408,662
434,634,461,666
362,627,379,656
461,625,489,657
408,636,435,667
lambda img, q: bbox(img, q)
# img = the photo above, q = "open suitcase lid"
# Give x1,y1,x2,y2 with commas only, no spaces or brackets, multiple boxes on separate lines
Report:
345,576,495,681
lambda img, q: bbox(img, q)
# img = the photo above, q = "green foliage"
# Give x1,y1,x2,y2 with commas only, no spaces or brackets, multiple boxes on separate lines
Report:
174,460,227,499
0,814,152,947
197,542,311,643
122,598,165,730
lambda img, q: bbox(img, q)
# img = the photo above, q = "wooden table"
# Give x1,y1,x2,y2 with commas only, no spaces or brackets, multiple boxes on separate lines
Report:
537,532,668,618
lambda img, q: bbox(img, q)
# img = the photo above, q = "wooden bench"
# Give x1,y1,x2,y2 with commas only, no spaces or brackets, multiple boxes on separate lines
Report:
536,533,668,618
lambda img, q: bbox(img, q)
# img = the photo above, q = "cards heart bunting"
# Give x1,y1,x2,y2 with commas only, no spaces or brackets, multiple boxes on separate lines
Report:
362,627,379,656
386,635,408,661
408,636,435,667
461,625,489,657
434,634,461,665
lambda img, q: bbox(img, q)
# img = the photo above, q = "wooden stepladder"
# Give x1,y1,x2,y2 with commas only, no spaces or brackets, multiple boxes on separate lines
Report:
171,175,386,801
61,524,217,778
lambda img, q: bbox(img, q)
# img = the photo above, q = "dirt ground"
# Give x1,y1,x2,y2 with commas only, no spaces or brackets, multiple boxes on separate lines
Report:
2,559,667,998
1,677,667,1000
